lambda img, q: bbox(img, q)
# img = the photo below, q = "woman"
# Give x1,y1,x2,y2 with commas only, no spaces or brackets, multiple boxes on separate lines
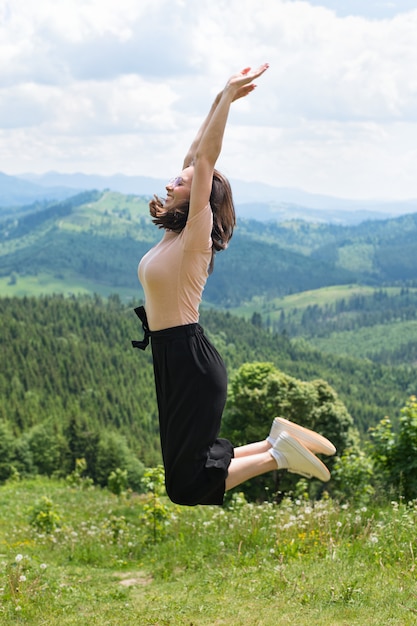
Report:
133,64,335,506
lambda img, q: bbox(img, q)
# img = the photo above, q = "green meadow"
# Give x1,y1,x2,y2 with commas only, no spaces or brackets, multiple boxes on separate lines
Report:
308,318,417,359
0,271,136,302
1,476,416,625
231,284,414,319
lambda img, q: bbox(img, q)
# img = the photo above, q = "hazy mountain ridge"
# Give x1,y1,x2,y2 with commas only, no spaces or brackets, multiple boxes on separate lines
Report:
0,172,80,209
3,170,417,225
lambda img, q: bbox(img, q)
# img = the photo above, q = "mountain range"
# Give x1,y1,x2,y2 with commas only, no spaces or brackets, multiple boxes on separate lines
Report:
2,189,417,310
2,170,417,225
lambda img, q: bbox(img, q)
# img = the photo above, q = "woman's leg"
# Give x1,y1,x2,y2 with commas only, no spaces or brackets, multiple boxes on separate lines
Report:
225,431,331,491
225,451,276,491
233,440,271,458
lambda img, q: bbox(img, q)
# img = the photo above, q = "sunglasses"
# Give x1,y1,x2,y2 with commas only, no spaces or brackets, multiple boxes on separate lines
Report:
167,176,183,188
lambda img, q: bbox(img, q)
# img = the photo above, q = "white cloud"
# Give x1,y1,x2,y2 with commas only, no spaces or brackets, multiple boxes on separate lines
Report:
0,0,417,199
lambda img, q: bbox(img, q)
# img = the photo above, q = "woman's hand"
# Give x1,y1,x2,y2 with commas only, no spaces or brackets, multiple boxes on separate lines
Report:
225,63,269,102
149,194,165,218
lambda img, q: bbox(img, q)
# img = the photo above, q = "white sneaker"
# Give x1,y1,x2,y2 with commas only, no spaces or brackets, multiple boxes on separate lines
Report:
270,431,331,482
268,417,336,456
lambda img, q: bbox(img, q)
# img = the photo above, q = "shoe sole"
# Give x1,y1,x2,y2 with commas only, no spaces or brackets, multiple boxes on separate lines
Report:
274,417,336,456
277,432,331,482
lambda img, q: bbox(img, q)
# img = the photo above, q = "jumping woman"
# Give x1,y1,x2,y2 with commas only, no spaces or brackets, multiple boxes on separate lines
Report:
133,64,335,505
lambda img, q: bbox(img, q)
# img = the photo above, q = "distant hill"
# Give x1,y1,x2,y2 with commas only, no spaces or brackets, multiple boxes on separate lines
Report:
0,172,80,210
0,190,359,306
238,214,417,284
234,200,393,225
5,170,417,225
2,190,417,308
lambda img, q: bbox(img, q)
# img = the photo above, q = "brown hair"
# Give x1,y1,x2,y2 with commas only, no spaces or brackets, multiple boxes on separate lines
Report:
149,169,236,271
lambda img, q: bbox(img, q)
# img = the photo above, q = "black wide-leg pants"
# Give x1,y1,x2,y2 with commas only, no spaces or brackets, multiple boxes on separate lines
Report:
150,323,234,506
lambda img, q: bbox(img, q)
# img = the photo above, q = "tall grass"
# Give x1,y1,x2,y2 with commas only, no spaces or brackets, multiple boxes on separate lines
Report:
1,477,416,625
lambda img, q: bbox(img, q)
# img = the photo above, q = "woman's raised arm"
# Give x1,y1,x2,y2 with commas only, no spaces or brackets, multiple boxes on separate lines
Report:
182,91,222,170
188,63,269,215
183,63,269,170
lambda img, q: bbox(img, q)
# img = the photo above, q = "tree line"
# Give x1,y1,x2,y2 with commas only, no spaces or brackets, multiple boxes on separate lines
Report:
270,288,417,337
1,293,416,494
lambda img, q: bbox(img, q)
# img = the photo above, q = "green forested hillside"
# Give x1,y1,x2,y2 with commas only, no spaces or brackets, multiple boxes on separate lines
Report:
1,295,415,460
1,295,158,465
204,233,355,305
0,191,155,295
0,190,396,305
2,191,417,309
239,213,417,283
2,191,417,404
241,286,417,365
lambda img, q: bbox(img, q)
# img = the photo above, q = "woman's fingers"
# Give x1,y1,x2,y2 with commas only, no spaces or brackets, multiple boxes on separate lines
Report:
226,63,269,99
234,63,269,85
232,84,256,102
251,62,269,78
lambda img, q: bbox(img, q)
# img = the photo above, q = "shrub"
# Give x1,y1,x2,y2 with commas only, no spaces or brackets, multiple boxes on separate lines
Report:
28,496,60,533
108,468,128,495
331,445,374,505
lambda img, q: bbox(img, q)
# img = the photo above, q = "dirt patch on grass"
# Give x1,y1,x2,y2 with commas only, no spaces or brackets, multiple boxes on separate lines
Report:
114,571,153,587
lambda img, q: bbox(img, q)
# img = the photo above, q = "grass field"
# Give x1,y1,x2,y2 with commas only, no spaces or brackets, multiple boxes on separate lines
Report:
231,285,415,320
0,272,138,302
308,319,417,360
1,476,417,625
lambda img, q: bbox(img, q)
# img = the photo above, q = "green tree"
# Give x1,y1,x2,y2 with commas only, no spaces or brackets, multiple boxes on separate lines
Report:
26,423,66,476
0,421,15,482
370,396,417,501
12,434,34,477
222,362,356,501
224,362,354,453
94,431,145,491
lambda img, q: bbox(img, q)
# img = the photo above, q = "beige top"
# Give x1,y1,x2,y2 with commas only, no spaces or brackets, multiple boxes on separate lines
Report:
138,205,213,331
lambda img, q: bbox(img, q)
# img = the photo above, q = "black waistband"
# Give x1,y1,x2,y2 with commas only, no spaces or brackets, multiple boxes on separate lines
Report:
150,322,203,344
131,306,202,350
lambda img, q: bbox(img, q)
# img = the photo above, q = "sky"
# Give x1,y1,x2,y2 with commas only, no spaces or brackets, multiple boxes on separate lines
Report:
0,0,417,200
